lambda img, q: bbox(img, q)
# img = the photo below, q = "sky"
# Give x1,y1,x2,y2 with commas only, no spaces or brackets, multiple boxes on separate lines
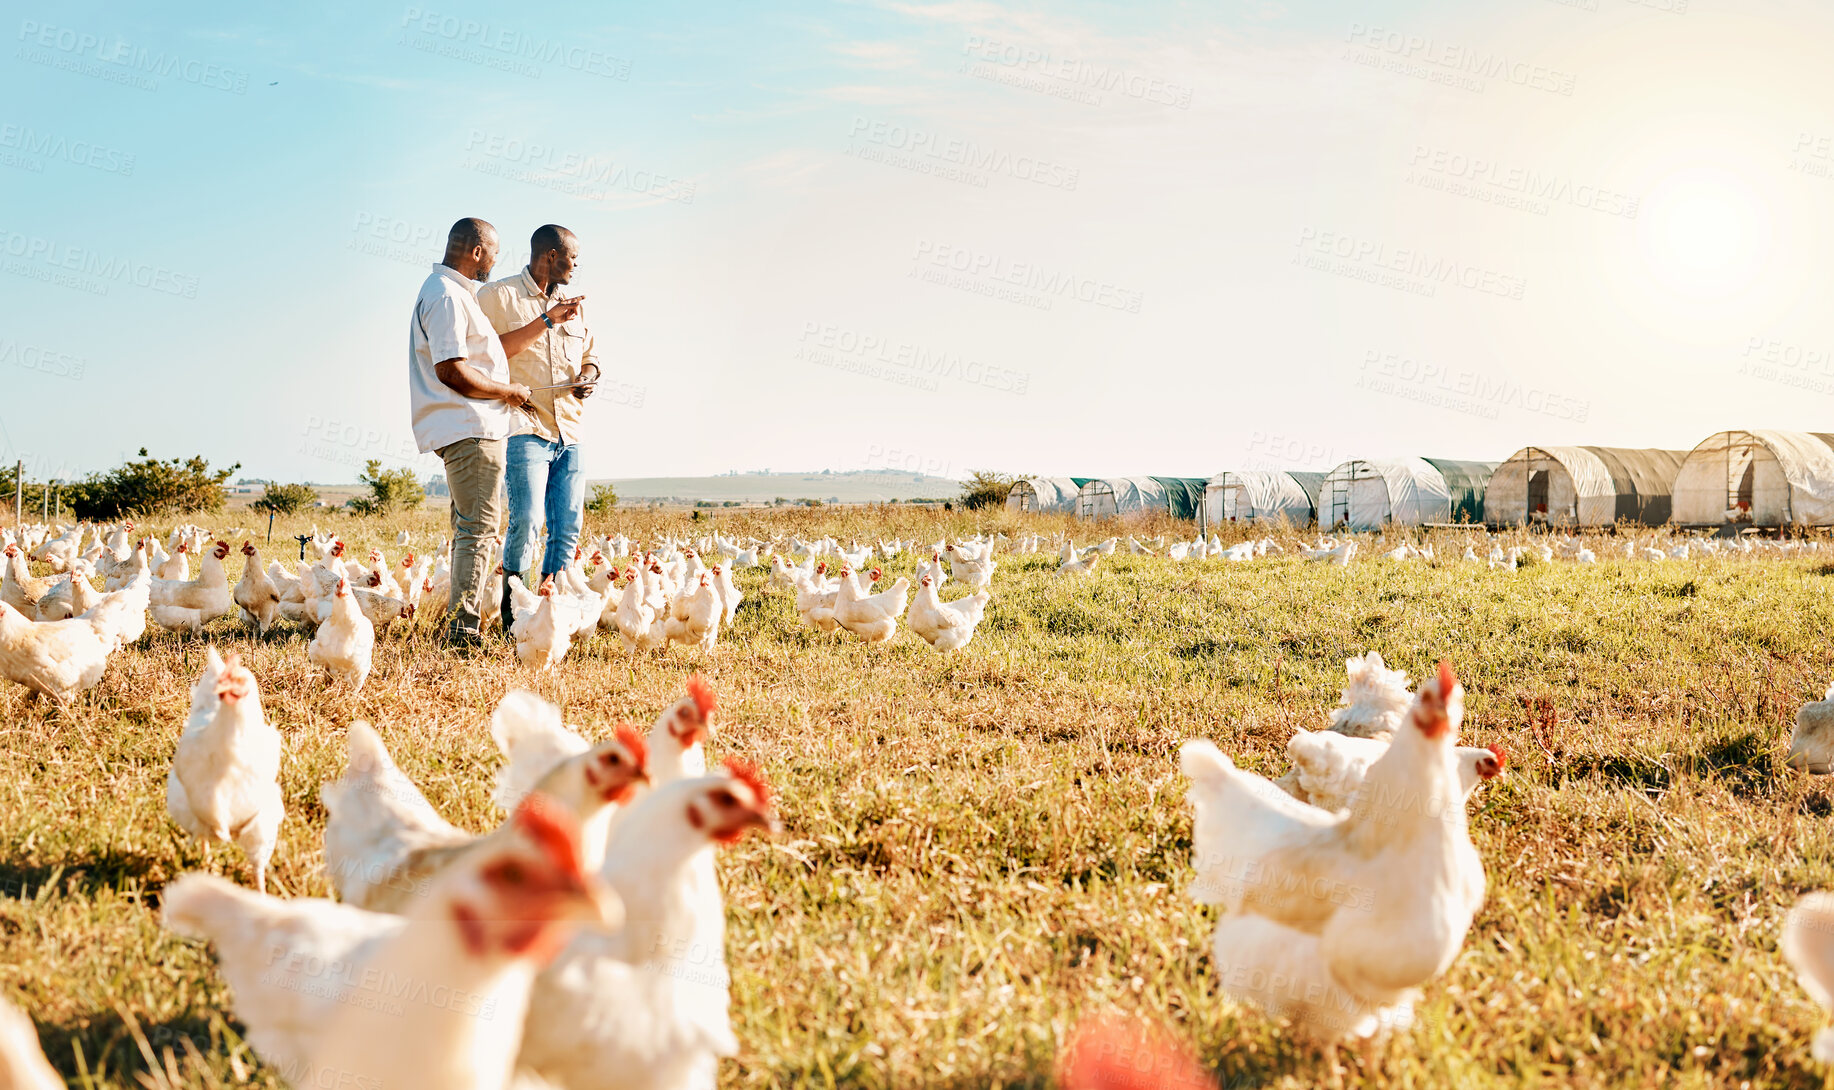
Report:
3,0,1834,487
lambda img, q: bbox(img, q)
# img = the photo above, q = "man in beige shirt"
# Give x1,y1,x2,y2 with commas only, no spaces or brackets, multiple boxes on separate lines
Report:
477,224,601,633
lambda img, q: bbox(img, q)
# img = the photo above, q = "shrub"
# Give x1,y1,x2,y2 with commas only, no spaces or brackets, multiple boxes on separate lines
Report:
960,470,1020,511
585,482,618,514
63,449,239,519
346,460,426,516
252,482,319,516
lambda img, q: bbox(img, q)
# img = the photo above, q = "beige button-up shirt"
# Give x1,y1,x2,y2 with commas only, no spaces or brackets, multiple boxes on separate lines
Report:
476,267,600,445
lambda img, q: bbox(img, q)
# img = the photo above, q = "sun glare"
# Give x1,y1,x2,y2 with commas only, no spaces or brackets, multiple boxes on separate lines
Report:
1637,167,1771,299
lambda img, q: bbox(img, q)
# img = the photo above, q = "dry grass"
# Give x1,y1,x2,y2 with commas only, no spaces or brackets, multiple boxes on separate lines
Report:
3,509,1833,1089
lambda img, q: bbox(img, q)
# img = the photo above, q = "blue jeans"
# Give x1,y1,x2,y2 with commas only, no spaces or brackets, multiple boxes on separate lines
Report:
503,435,586,582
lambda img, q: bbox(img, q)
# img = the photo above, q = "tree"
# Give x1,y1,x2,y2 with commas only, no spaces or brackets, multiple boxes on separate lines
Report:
252,483,320,515
959,470,1020,511
346,460,426,516
63,449,239,519
585,482,617,514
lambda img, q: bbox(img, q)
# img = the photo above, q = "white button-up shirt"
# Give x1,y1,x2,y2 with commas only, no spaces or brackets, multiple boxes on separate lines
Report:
407,263,513,453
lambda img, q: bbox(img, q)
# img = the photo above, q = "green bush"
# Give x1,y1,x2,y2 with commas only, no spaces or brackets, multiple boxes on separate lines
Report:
585,482,618,514
63,449,239,519
959,469,1020,511
252,482,319,515
346,460,426,516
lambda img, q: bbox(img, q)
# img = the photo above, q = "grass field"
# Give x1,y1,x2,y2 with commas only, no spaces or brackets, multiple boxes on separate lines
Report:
4,508,1834,1089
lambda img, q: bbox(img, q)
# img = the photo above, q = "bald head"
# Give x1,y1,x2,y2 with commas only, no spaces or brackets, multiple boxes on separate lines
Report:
444,217,500,281
529,224,579,293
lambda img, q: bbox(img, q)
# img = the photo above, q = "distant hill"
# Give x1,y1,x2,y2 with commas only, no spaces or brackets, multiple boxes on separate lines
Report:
601,470,961,505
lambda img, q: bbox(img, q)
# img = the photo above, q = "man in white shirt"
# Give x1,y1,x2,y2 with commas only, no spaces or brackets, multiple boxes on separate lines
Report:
408,217,579,647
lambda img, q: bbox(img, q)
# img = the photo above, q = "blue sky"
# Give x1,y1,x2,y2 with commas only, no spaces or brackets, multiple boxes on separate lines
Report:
4,0,1833,486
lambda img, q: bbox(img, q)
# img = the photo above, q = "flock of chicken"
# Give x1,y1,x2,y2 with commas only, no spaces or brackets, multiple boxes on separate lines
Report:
9,514,1834,1087
1062,527,1828,568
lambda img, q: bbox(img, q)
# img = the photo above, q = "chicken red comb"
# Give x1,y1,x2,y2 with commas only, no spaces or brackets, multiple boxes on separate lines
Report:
241,541,256,555
869,567,882,581
1057,1016,1214,1090
722,757,773,811
512,792,586,880
1480,744,1508,779
1437,659,1457,694
685,674,719,721
614,721,649,771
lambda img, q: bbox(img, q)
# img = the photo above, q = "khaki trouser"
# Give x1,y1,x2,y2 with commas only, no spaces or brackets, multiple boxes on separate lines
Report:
435,436,506,638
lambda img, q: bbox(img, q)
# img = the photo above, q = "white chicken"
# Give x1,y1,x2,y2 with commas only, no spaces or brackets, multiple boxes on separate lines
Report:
0,598,123,704
166,647,285,892
517,762,778,1090
613,565,666,656
163,797,618,1090
150,539,234,634
31,563,102,622
233,540,283,635
323,704,648,913
1058,550,1103,576
712,562,742,626
308,575,375,690
833,566,908,643
0,996,62,1090
321,719,473,910
793,564,842,634
1180,662,1486,1040
1788,678,1834,774
513,575,575,670
907,575,989,652
1323,651,1416,739
664,569,723,653
2,544,53,614
1281,727,1506,813
1783,891,1834,1062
